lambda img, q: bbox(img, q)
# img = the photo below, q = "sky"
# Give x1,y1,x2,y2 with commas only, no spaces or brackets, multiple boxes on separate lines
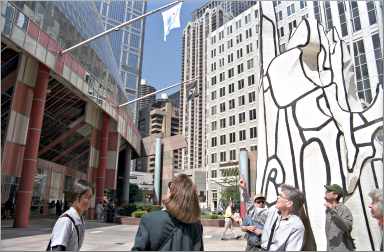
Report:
141,0,206,95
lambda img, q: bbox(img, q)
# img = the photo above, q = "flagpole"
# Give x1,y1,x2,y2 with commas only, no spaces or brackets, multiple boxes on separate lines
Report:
119,78,198,107
60,0,183,55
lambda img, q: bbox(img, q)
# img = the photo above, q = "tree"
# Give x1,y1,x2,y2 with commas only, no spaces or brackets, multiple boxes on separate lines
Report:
129,183,144,203
220,185,240,209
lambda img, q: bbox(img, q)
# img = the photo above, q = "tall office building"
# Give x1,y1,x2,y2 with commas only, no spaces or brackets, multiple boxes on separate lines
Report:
96,1,147,121
138,79,156,111
274,0,382,104
206,5,260,210
180,6,232,190
192,0,257,21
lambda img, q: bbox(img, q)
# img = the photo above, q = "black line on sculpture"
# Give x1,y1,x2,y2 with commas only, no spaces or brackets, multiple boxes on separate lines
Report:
285,108,299,188
336,132,347,193
357,182,375,250
370,158,380,189
274,109,279,155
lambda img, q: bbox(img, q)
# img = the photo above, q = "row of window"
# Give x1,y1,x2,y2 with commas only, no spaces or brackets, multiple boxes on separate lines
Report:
211,75,256,98
211,95,257,115
210,109,257,131
210,31,255,58
210,145,257,164
211,9,259,44
211,58,254,79
210,127,258,147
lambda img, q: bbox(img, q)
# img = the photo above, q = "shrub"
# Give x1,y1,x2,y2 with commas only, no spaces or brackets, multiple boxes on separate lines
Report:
131,210,147,218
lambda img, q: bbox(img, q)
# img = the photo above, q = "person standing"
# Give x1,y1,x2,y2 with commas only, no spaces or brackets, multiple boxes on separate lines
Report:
221,201,237,240
132,174,203,251
368,188,383,251
240,193,267,251
47,179,93,251
240,178,305,251
324,184,355,251
96,201,104,223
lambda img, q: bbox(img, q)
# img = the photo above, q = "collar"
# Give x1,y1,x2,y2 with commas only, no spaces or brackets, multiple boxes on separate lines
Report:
67,207,83,225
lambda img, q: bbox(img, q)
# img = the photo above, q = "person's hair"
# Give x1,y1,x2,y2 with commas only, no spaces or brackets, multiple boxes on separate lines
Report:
162,174,201,223
281,184,305,214
68,179,93,202
368,188,383,216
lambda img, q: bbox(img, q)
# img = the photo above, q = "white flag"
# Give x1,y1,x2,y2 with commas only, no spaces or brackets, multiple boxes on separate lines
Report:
162,2,182,41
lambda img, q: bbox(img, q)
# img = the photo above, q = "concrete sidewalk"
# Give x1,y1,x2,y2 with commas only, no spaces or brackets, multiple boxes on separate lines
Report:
1,218,246,251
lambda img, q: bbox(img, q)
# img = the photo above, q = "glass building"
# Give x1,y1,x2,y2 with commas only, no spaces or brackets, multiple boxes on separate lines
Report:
96,0,147,121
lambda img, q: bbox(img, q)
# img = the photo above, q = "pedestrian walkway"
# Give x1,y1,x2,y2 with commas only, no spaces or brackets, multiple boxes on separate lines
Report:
1,218,246,251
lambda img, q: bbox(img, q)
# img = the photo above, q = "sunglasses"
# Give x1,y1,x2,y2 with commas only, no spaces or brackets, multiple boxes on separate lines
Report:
255,200,265,204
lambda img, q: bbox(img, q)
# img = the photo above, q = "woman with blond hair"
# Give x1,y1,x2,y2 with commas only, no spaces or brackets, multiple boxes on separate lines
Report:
132,174,203,251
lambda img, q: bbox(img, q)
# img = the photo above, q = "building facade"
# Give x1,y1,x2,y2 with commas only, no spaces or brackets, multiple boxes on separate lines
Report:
274,0,382,104
138,79,156,111
1,1,141,226
96,0,147,121
206,5,260,211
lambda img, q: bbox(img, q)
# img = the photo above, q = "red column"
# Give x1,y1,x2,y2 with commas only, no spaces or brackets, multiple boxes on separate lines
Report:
96,113,110,204
14,64,49,228
87,128,99,219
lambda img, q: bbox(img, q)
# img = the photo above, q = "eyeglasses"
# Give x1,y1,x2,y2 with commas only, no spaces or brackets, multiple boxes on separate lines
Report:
255,200,265,204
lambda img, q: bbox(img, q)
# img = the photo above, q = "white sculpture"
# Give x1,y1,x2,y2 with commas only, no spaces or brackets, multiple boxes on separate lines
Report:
256,2,383,250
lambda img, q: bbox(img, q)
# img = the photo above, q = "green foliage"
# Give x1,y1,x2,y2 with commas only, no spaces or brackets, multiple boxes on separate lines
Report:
119,203,161,216
131,210,147,218
220,185,240,208
129,183,144,203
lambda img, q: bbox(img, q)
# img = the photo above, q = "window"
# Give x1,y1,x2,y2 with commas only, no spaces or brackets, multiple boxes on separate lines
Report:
211,36,216,44
228,53,234,63
229,99,235,109
239,95,245,106
229,83,235,93
229,132,236,143
220,102,226,112
220,118,226,128
211,91,217,100
211,62,217,72
211,121,217,131
289,21,297,34
353,39,371,103
250,146,257,151
237,63,244,74
211,49,216,58
236,20,241,29
248,75,255,86
350,1,361,32
237,48,243,59
239,112,246,123
245,28,252,39
280,27,284,37
219,72,225,82
249,92,256,103
219,30,224,40
337,1,348,37
247,59,254,69
211,137,217,147
220,135,226,145
372,34,383,84
245,13,251,24
211,153,217,163
287,3,295,16
313,1,322,22
219,44,225,53
227,25,233,35
238,79,245,89
219,87,225,97
278,11,282,20
229,115,236,126
211,170,217,178
250,127,257,138
236,34,242,44
249,108,257,120
280,43,286,52
227,39,233,49
367,1,377,25
239,130,246,141
219,58,225,67
324,1,333,30
211,105,217,115
220,151,226,162
211,76,217,85
246,43,253,54
230,149,236,160
300,0,307,9
228,68,234,78
255,9,258,19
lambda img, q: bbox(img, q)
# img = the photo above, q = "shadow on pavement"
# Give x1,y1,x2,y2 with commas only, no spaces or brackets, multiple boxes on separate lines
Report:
1,218,118,240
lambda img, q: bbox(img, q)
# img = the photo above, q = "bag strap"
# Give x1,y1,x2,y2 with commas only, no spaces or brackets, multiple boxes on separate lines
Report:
62,213,80,248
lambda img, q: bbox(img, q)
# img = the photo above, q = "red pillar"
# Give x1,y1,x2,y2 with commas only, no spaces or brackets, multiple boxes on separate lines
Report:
14,64,49,228
96,113,110,204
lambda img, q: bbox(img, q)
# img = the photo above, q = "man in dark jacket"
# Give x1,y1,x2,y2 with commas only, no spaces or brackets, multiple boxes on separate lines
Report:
324,184,355,251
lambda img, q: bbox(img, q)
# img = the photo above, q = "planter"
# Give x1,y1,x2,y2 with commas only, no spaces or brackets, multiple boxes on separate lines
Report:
115,216,141,225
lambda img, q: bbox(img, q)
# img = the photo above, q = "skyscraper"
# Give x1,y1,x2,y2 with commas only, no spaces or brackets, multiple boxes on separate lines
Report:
96,0,147,121
138,79,156,111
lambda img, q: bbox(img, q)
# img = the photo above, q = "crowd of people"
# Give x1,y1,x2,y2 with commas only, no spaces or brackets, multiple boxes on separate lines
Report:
45,176,383,251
